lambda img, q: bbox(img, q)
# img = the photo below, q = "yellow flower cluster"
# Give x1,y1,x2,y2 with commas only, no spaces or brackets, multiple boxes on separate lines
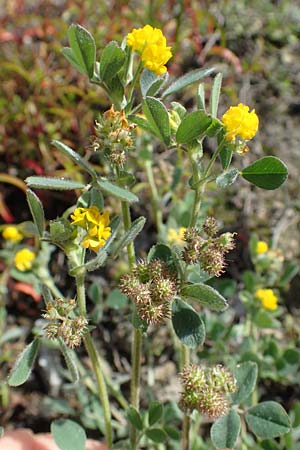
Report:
167,227,186,246
14,248,36,272
2,226,23,243
256,240,269,254
70,206,111,252
126,25,172,75
222,103,259,142
255,288,278,311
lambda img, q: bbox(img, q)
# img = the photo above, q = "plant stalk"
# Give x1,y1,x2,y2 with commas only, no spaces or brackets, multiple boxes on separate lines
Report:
76,272,113,449
145,160,162,233
121,200,142,449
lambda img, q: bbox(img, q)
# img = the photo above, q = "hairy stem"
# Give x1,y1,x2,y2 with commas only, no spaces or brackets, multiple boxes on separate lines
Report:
76,272,113,449
145,160,162,233
121,200,142,449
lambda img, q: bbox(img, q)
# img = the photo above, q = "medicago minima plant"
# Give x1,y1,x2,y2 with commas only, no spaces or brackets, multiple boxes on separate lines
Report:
5,24,290,450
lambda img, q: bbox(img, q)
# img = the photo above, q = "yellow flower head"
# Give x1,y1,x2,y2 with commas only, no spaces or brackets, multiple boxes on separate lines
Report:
222,103,259,142
14,248,36,272
141,44,172,75
70,206,111,253
127,24,166,53
2,226,23,243
256,240,269,254
255,288,278,311
126,24,172,75
167,227,186,246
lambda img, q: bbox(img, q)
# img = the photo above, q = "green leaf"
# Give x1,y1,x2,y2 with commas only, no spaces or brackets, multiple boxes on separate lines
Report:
106,289,128,309
211,409,241,448
253,310,278,328
0,427,3,438
216,168,239,188
62,47,87,75
245,401,291,438
113,216,146,257
145,428,167,443
140,69,167,98
176,111,212,144
8,339,40,386
77,186,104,210
106,74,124,106
59,338,79,383
85,249,108,272
100,41,125,83
162,68,215,98
219,144,234,170
180,283,228,312
210,72,223,118
51,419,86,450
26,189,45,237
197,83,206,111
164,425,180,440
172,298,205,349
97,179,138,203
206,118,224,137
231,361,258,404
142,97,170,145
127,406,143,431
241,156,288,190
68,24,96,78
128,114,156,135
51,140,96,178
26,176,85,191
149,401,163,426
283,348,300,365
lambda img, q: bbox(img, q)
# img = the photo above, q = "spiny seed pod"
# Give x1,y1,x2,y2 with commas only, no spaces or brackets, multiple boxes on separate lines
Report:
183,227,201,243
150,278,176,303
119,273,141,296
199,244,226,277
216,232,236,253
179,390,201,412
148,260,168,280
137,301,171,324
133,260,151,283
43,303,61,320
209,365,237,394
73,316,88,334
198,387,229,418
203,217,219,237
179,364,236,417
180,364,206,391
44,322,60,340
54,298,76,316
109,148,126,167
58,319,73,340
64,333,82,349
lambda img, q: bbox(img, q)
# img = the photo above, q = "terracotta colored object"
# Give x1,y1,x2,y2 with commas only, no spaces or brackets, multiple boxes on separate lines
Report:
0,429,107,450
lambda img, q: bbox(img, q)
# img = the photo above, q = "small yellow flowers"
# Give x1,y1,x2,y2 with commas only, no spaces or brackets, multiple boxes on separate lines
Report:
126,24,172,75
167,227,186,246
14,248,36,272
255,288,278,311
222,103,259,142
256,240,269,254
2,226,23,243
70,206,111,252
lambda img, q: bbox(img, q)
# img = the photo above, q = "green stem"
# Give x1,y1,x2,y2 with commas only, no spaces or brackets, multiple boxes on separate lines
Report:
76,271,113,449
121,200,142,449
181,343,190,450
126,61,143,111
145,160,163,233
182,415,191,450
